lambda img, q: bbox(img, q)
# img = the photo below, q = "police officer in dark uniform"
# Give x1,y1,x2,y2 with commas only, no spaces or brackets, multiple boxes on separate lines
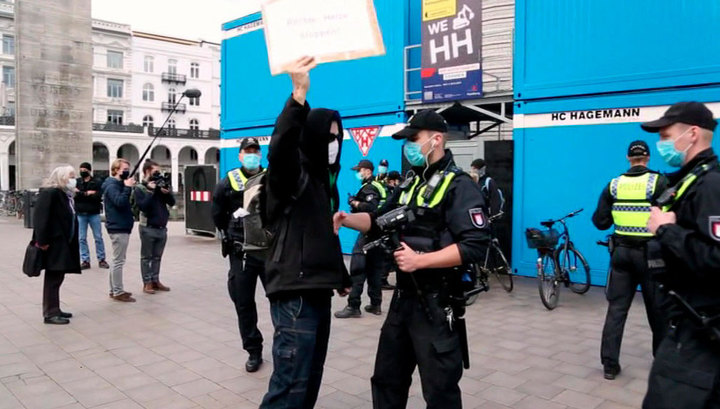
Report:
335,159,388,318
211,137,266,373
592,140,668,380
385,170,401,195
380,170,403,290
641,101,720,408
376,159,389,183
334,109,489,409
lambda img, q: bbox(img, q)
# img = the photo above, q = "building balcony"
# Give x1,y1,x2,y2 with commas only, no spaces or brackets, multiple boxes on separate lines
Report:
161,102,186,113
161,72,186,84
92,122,144,133
150,127,219,140
0,116,14,126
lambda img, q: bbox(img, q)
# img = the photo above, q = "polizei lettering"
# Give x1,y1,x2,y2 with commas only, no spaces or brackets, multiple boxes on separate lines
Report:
550,108,641,122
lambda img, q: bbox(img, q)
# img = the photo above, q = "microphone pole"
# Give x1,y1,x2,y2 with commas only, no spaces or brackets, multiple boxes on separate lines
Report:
129,88,202,178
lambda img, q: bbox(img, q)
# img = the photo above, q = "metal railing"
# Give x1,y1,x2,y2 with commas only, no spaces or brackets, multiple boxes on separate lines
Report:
0,116,14,126
161,102,186,113
92,122,144,133
404,28,514,103
151,127,220,140
161,72,187,84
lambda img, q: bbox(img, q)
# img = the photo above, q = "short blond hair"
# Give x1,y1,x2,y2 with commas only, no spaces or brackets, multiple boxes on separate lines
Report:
111,158,130,176
43,165,75,188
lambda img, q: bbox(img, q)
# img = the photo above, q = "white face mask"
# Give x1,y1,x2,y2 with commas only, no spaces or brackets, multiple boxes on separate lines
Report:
66,178,77,191
328,139,339,164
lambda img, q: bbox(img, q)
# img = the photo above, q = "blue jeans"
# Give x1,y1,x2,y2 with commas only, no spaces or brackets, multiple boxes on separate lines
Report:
260,294,332,409
78,213,105,262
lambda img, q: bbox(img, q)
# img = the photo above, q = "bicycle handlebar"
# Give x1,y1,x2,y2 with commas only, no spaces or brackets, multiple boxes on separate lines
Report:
488,211,504,223
543,208,585,226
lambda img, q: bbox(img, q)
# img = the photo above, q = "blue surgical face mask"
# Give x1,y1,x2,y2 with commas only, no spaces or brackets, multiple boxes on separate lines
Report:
242,153,261,170
656,129,692,168
355,171,365,181
403,138,434,167
378,165,388,174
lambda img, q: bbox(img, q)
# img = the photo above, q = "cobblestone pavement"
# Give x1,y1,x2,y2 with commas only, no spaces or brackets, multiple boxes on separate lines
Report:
0,218,653,408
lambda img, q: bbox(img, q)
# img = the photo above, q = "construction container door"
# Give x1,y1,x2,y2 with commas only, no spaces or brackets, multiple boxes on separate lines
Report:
485,140,513,265
185,165,217,236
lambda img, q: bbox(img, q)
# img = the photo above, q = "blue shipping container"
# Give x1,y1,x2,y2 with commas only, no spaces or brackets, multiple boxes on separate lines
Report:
514,0,720,101
512,86,720,286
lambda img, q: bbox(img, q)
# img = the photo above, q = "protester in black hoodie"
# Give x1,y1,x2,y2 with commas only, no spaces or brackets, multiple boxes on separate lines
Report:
260,56,351,409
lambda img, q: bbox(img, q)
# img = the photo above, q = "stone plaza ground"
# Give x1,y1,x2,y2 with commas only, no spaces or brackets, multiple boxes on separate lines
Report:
0,218,653,409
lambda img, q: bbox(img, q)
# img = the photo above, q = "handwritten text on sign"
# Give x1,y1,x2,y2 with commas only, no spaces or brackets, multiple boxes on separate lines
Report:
262,0,385,75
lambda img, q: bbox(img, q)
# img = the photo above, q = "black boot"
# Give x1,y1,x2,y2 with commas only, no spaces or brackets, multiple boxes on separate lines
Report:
334,306,361,319
246,352,263,373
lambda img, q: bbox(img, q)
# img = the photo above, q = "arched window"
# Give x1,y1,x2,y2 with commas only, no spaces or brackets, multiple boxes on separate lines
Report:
142,115,153,129
168,88,176,104
142,83,154,102
189,118,199,130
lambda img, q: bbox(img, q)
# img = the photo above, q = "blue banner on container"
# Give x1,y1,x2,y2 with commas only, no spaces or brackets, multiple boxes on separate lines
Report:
421,0,482,103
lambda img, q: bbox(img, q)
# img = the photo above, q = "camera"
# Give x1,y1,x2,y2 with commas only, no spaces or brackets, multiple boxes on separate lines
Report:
363,206,415,253
150,171,171,190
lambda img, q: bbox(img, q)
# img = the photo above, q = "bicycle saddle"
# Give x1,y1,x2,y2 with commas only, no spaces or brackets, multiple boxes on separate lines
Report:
540,221,554,228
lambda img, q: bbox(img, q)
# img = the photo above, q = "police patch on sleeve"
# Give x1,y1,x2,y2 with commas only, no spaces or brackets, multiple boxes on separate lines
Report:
469,208,487,229
709,216,720,241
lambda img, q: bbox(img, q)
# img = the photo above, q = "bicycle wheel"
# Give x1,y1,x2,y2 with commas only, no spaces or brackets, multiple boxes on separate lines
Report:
489,244,513,292
557,246,591,294
537,252,559,310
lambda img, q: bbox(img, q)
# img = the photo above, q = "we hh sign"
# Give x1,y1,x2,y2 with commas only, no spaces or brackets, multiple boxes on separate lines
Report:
421,0,482,103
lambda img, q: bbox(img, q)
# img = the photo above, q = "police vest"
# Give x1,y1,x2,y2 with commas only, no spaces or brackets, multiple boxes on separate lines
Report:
610,173,658,237
363,180,388,208
398,170,457,209
228,168,266,192
228,169,248,192
397,167,461,253
659,164,715,212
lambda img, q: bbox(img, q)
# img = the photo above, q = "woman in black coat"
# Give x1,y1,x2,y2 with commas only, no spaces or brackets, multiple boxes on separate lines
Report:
33,165,82,324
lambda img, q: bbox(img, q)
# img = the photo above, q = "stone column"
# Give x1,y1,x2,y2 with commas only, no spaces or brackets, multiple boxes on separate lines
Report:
0,150,9,191
15,0,93,189
171,155,179,193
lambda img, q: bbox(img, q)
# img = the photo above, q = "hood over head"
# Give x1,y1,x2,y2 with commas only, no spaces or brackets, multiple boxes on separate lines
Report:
301,108,343,176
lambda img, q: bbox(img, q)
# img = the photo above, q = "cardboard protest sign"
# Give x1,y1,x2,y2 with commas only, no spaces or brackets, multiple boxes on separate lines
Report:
262,0,385,75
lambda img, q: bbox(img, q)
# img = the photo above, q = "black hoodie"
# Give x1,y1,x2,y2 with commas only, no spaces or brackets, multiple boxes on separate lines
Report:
264,96,351,299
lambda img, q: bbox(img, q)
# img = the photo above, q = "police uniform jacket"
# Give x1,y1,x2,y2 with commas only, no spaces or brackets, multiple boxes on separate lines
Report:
352,177,384,215
212,166,264,241
655,148,720,317
372,150,490,291
592,166,668,246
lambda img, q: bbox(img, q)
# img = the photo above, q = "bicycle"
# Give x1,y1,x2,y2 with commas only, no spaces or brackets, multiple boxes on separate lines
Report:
0,190,23,218
525,208,591,310
465,212,513,306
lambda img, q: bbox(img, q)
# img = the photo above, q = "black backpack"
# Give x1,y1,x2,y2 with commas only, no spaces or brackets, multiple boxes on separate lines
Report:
243,170,308,259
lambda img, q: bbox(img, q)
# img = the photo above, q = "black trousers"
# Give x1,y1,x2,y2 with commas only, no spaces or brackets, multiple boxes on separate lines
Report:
371,290,463,409
228,252,266,354
348,238,383,308
43,271,66,318
601,245,666,367
643,322,720,409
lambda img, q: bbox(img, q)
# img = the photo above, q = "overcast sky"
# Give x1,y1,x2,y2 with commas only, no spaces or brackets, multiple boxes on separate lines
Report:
91,0,263,43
